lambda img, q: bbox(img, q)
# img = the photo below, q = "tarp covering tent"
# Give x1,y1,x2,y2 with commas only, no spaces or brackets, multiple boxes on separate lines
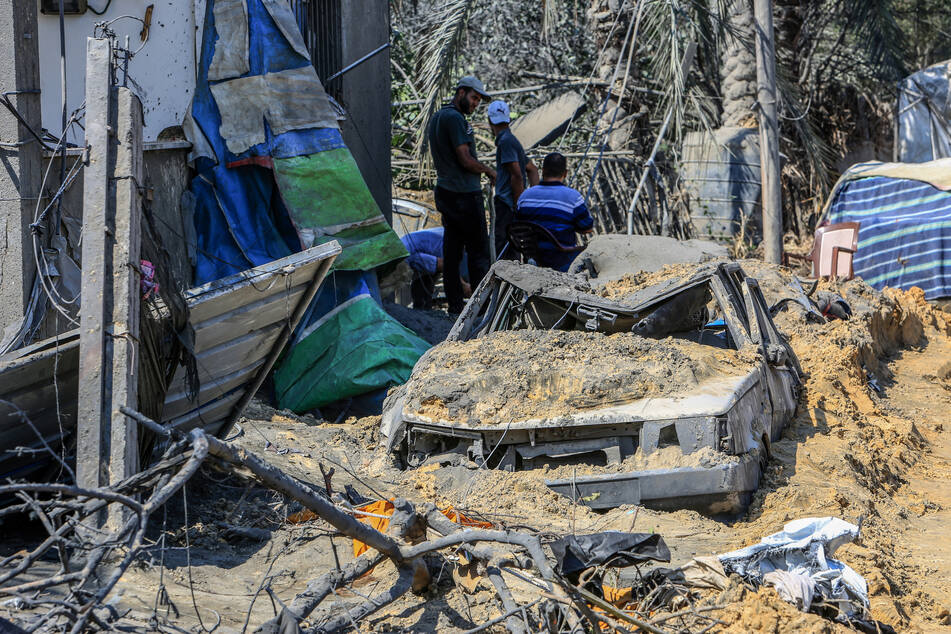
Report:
821,159,951,300
185,0,427,413
897,60,951,163
274,270,428,412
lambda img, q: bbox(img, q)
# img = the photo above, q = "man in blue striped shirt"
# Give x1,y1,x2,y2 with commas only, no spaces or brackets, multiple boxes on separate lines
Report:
515,152,594,271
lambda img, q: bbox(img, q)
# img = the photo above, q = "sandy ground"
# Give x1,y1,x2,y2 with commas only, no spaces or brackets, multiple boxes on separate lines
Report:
7,262,951,633
403,329,758,425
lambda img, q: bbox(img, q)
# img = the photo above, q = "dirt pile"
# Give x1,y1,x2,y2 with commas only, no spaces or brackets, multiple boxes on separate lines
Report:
402,329,758,425
90,259,951,633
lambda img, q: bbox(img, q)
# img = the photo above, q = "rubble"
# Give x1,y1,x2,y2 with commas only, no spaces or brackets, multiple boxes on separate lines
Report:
402,329,759,426
2,258,951,632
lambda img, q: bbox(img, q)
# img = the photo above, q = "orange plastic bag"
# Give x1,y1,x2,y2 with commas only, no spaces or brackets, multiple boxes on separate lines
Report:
441,505,493,529
351,502,493,557
352,500,397,557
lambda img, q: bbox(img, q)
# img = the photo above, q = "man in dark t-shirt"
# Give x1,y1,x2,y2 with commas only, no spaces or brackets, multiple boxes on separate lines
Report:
488,100,539,259
427,76,496,314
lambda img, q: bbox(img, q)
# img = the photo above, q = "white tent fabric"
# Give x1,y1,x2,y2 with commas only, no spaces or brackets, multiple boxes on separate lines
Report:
898,60,951,163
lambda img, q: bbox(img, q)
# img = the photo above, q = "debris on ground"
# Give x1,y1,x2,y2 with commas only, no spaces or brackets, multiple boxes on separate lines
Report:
3,258,951,632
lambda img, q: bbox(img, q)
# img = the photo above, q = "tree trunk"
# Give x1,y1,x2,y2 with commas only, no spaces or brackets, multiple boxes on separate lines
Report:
719,0,757,127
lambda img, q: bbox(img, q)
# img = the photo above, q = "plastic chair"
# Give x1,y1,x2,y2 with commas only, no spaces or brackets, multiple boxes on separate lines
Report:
506,221,585,264
784,222,859,280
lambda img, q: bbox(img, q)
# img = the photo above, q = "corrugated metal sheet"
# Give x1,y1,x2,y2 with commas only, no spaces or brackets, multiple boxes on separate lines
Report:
290,0,342,97
0,242,340,479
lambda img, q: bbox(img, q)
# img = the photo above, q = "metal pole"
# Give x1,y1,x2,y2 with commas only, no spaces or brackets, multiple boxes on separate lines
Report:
325,42,390,82
754,0,782,263
626,105,673,235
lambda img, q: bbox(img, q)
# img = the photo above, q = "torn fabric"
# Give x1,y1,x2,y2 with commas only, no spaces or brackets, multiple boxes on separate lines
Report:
210,66,339,155
679,555,729,591
718,517,868,617
260,0,311,60
273,151,407,270
764,570,816,611
208,0,249,81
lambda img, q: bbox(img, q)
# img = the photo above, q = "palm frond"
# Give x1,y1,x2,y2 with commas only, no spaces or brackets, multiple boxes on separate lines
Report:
638,1,724,143
844,0,907,80
542,0,561,41
411,0,478,177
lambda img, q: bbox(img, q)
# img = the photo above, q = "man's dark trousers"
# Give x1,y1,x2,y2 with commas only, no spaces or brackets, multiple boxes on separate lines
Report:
435,186,490,313
411,273,435,310
493,196,517,260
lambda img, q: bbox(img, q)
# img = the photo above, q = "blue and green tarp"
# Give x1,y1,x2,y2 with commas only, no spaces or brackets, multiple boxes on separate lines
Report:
186,0,426,413
823,159,951,299
274,271,429,411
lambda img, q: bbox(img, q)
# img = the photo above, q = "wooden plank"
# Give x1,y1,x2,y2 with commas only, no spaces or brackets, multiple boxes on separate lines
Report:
76,37,113,493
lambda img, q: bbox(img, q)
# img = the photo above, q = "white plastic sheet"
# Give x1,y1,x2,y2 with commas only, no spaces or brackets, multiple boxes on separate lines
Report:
898,60,951,163
718,517,868,616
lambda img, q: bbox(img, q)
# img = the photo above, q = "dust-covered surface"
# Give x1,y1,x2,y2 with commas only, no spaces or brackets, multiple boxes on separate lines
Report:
384,300,456,345
401,329,759,425
595,261,709,300
5,261,951,633
570,234,729,282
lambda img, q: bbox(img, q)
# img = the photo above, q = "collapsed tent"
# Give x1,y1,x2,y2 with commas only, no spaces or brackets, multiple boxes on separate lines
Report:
897,59,951,163
821,159,951,300
185,0,427,412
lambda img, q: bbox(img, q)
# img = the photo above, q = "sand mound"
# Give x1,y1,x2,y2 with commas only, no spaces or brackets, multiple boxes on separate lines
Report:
402,330,759,425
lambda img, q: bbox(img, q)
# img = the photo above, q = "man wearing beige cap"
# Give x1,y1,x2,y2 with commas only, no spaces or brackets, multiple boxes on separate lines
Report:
427,76,496,314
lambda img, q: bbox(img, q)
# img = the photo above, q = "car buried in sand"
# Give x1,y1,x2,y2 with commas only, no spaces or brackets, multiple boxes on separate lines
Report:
381,260,802,515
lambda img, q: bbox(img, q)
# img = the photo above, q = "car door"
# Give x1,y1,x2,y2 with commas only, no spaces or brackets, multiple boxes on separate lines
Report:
741,278,802,440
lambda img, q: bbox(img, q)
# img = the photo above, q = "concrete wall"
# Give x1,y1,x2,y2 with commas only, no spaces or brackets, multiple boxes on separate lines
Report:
36,0,201,143
33,144,192,339
338,1,391,222
0,1,43,329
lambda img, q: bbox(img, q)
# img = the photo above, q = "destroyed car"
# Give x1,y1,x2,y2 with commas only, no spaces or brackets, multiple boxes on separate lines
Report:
381,260,802,515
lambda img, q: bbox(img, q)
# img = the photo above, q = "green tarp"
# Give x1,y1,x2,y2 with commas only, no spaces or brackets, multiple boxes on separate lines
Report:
273,294,430,411
273,150,407,271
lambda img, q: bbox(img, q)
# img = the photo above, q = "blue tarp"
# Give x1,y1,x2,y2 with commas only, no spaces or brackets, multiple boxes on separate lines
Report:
188,0,348,284
187,0,426,414
827,175,951,299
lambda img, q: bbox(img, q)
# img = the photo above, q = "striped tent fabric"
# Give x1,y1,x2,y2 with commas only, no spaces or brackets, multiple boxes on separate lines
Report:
826,175,951,299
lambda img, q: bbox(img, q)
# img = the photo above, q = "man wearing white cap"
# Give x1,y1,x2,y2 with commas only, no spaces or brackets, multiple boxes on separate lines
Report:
488,100,539,258
427,76,496,314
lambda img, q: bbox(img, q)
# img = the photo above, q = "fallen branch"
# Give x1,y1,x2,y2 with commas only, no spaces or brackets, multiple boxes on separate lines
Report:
311,564,416,633
462,598,541,634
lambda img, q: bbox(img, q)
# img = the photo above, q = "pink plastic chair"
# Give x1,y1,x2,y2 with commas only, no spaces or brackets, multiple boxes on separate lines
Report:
785,222,860,280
